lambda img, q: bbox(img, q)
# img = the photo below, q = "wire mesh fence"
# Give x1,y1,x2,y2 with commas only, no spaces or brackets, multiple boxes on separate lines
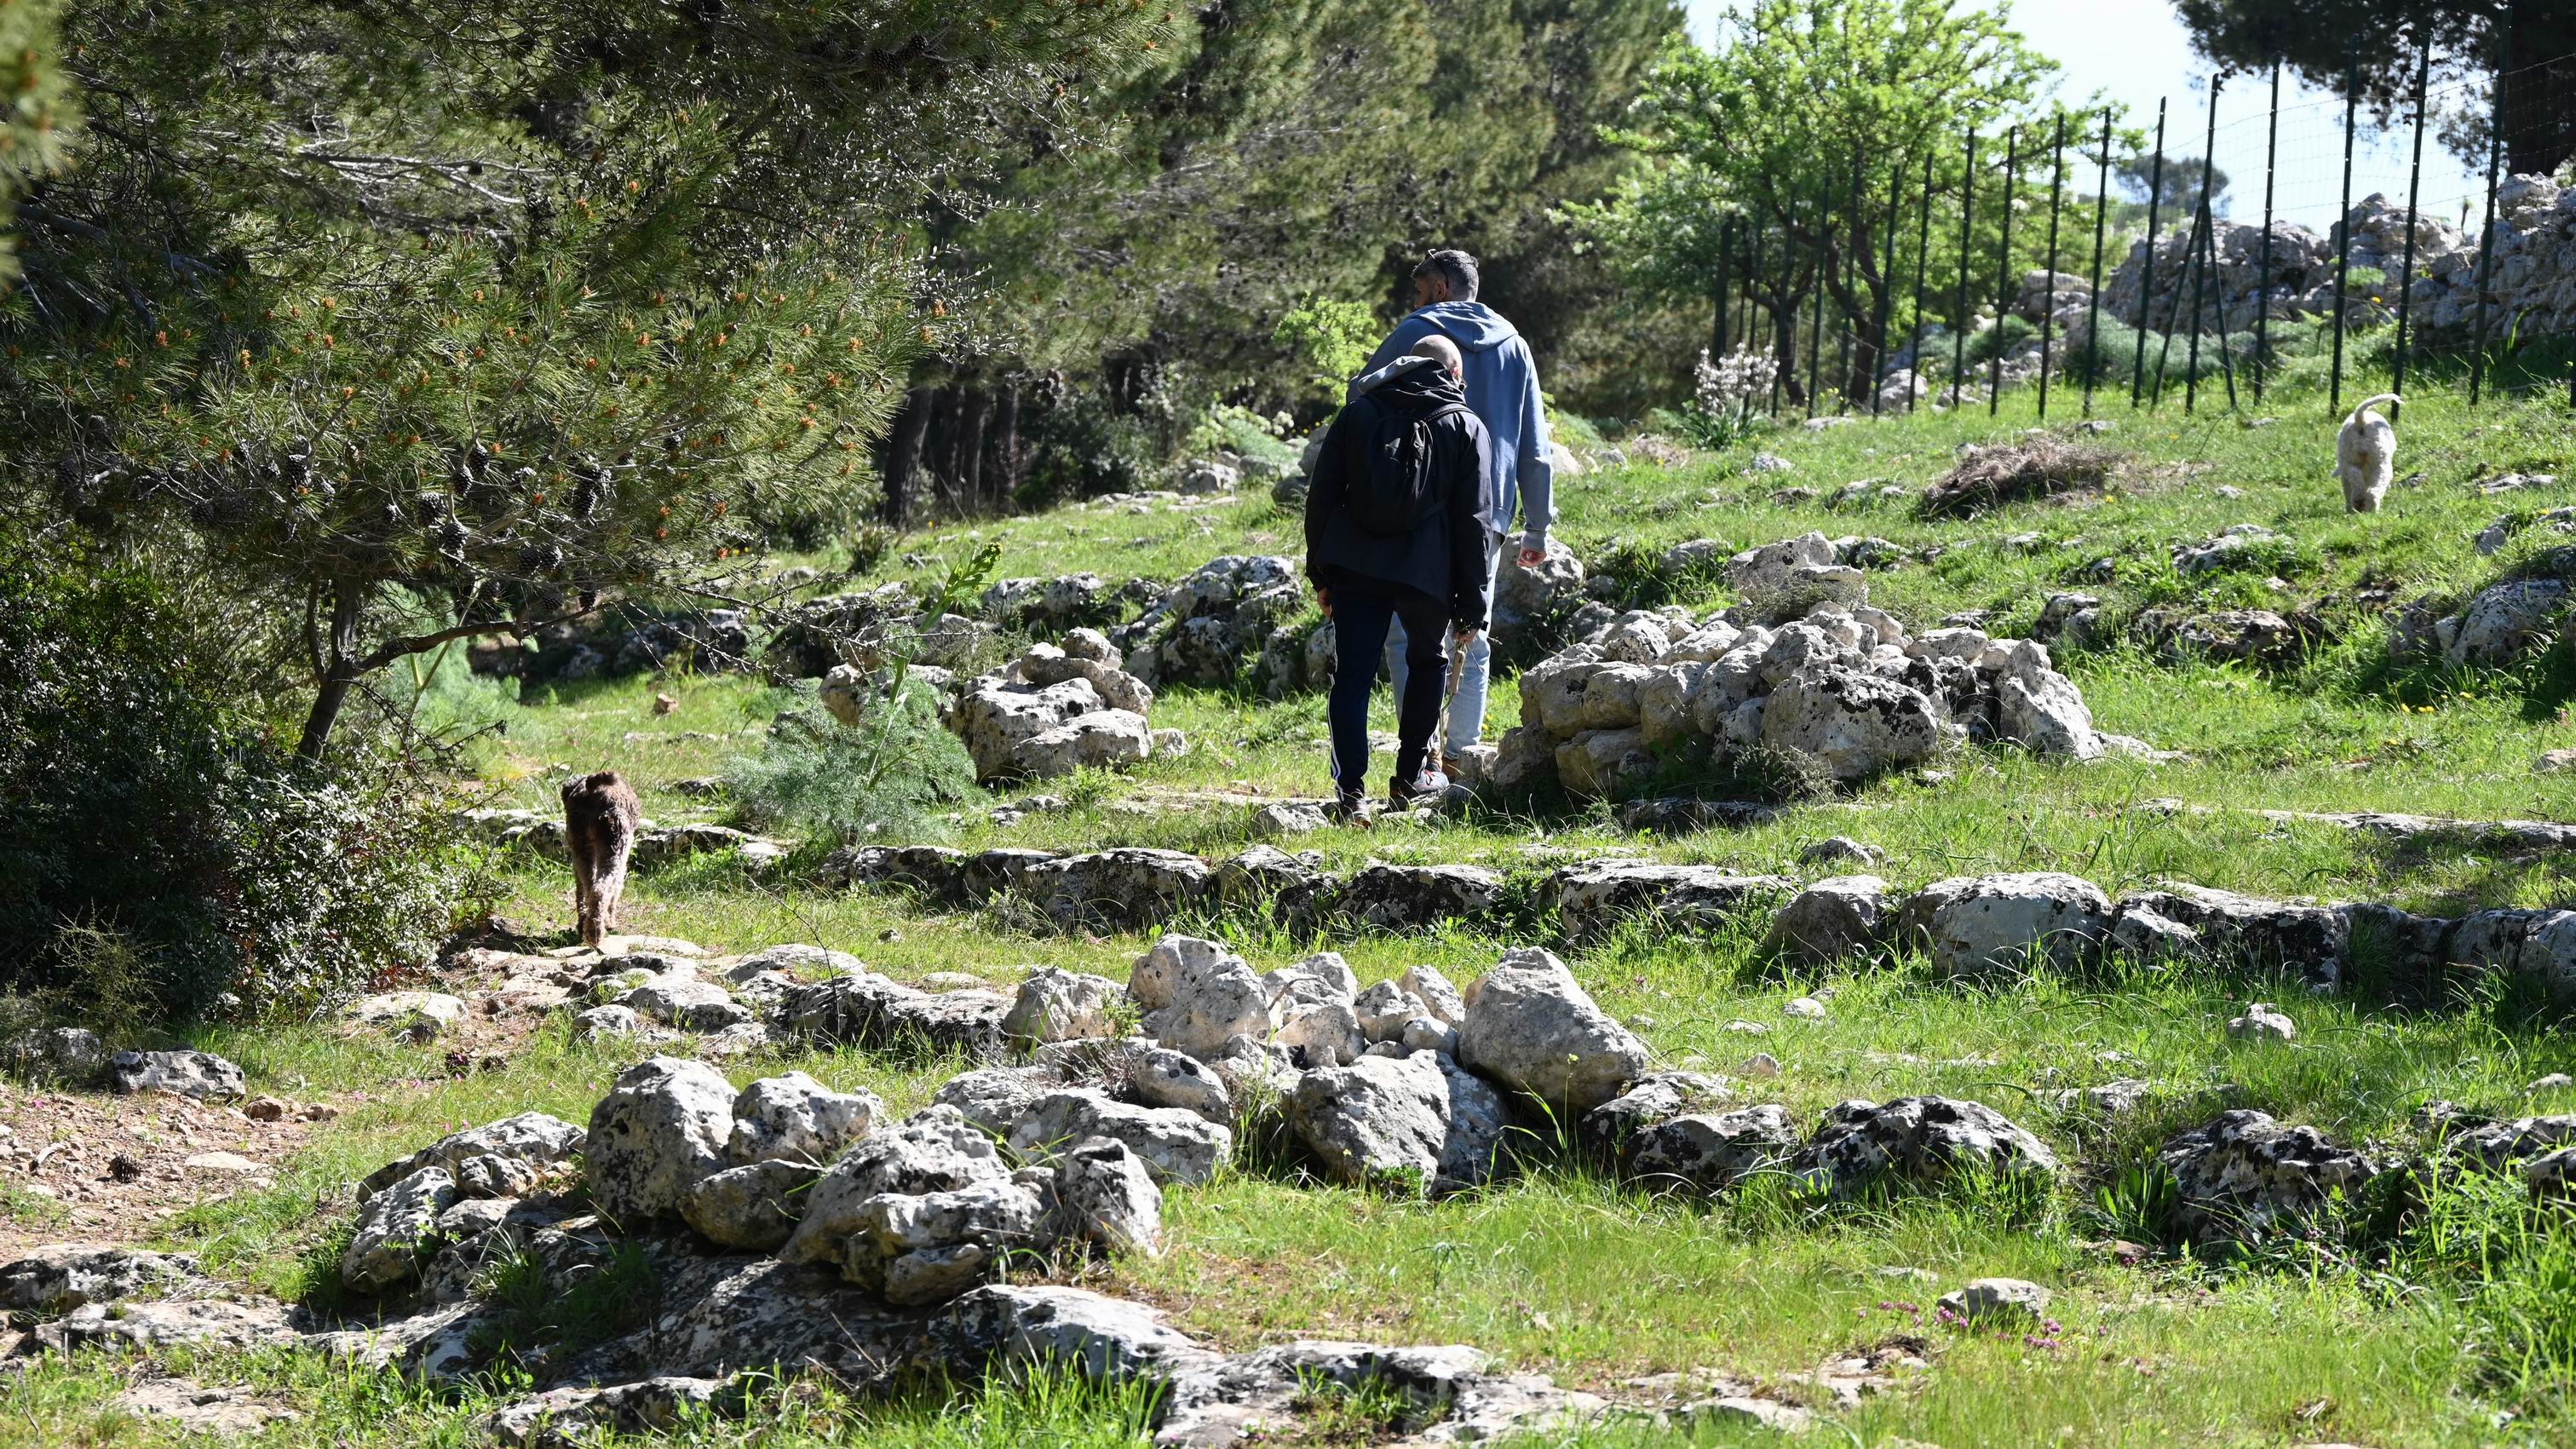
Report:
1704,26,2576,423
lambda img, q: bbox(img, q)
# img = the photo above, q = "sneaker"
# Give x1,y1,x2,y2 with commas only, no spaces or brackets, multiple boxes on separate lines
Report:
1387,768,1449,808
1325,791,1369,825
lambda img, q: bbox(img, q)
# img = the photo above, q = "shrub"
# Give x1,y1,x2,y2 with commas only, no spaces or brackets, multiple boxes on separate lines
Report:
726,691,979,845
1919,436,2124,519
1962,313,2037,367
0,554,480,1023
1018,380,1163,508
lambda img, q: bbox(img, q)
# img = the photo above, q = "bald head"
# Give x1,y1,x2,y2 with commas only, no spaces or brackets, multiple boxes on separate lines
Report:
1409,334,1463,381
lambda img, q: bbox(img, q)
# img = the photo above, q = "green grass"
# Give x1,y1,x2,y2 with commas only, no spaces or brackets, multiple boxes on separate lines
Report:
35,367,2576,1447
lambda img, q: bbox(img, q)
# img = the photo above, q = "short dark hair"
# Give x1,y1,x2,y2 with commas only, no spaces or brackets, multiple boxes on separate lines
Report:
1413,249,1479,301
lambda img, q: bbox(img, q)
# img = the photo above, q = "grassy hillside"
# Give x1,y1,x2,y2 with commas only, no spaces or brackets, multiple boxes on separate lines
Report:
10,375,2576,1447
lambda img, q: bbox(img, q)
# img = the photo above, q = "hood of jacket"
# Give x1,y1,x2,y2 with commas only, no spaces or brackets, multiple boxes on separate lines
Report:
1405,301,1521,354
1351,354,1470,411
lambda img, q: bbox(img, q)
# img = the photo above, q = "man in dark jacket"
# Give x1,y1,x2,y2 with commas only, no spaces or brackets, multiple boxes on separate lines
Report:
1303,336,1494,814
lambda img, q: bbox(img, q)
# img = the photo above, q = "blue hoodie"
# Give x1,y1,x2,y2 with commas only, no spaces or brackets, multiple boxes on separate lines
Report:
1359,302,1553,552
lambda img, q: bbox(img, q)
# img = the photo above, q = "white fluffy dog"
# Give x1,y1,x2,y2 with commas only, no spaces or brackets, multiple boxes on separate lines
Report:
2337,393,2401,513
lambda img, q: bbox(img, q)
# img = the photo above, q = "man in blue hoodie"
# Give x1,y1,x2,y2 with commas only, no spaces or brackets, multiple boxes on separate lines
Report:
1358,250,1554,766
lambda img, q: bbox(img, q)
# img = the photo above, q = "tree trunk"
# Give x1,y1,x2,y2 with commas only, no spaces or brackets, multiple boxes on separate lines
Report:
295,579,365,762
1764,285,1808,408
883,387,932,525
2502,3,2576,177
955,383,990,515
989,381,1020,507
926,388,963,515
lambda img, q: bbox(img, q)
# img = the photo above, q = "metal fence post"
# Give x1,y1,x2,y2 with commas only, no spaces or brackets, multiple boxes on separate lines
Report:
2084,108,2111,416
1990,124,2019,416
2132,98,2167,408
1907,152,1935,412
1744,211,1765,362
1838,145,1862,410
2255,59,2280,403
1872,157,1902,417
2470,18,2510,406
2330,38,2359,416
2150,199,2205,409
1952,126,1976,407
2187,75,2222,416
2205,212,2240,409
2038,114,2066,422
2390,36,2432,419
1711,215,1733,362
1805,179,1828,417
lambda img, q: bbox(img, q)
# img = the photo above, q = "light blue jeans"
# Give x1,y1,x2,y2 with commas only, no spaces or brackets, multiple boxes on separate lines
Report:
1385,531,1504,757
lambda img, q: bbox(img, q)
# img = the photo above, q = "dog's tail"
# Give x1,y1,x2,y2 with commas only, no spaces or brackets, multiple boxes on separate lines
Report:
2344,393,2402,427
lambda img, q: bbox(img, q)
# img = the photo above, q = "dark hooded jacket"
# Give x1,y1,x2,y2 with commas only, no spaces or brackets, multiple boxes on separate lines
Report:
1302,355,1495,630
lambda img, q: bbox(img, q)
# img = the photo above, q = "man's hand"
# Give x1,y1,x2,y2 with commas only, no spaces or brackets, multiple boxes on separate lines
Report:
1516,547,1545,567
1316,586,1331,619
1453,626,1482,645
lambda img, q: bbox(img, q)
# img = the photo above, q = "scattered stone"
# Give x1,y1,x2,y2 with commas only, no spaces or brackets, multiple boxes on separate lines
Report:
1630,1106,1798,1193
1766,875,1891,964
106,1049,246,1101
1457,949,1648,1114
2227,1003,2297,1042
584,1056,739,1226
1901,872,2111,976
1935,1277,2050,1326
726,1072,881,1165
683,1159,819,1251
2157,1111,2375,1240
344,991,469,1037
1001,969,1126,1048
112,1378,298,1436
1288,1052,1452,1190
360,1112,588,1201
1792,1096,2058,1199
1004,1090,1233,1186
575,1004,641,1040
1797,837,1886,867
844,1177,1053,1305
1250,801,1330,839
622,976,753,1032
779,1107,1012,1269
1050,1137,1164,1257
1338,865,1504,933
342,1166,459,1292
0,1245,203,1314
1579,1072,1738,1170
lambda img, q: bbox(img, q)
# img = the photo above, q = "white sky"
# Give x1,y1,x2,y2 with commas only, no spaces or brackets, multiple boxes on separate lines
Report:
1682,0,2490,234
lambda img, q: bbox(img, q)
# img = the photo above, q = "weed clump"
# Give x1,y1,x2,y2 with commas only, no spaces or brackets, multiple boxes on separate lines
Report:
1919,436,2123,519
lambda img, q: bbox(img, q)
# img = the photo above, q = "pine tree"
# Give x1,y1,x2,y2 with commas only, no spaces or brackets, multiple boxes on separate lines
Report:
0,0,1170,757
0,0,73,282
1576,0,2084,406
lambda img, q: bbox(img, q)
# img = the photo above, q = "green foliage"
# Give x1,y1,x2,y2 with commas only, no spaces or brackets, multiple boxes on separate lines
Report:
3,0,1176,757
2391,1170,2576,1401
0,551,480,1021
953,0,1682,423
727,692,978,847
471,1239,659,1366
1018,380,1165,508
0,0,74,284
1963,314,2038,368
1186,403,1300,472
727,540,993,843
1580,0,2125,407
1272,298,1380,399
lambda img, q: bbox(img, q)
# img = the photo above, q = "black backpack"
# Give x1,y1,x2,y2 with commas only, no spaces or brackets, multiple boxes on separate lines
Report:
1349,397,1469,536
